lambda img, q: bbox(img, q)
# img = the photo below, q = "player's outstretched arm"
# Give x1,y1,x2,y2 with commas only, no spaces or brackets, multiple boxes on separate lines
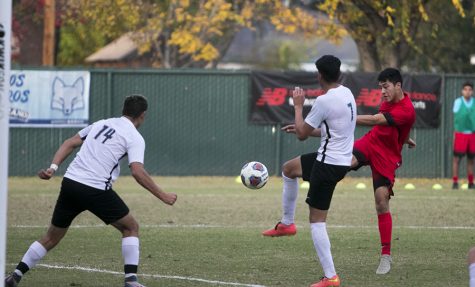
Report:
356,113,388,126
130,162,177,206
38,134,84,180
281,124,321,137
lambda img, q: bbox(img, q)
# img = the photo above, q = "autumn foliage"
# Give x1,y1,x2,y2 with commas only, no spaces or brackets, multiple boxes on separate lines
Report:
60,0,335,67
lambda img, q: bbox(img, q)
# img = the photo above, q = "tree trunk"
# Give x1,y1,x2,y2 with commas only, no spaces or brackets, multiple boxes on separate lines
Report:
354,38,381,72
381,46,401,68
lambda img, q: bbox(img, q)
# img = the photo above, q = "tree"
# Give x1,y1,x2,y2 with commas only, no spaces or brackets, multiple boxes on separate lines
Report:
405,0,475,73
14,0,475,71
254,37,312,70
12,0,47,65
57,0,144,66
313,0,474,72
58,0,339,67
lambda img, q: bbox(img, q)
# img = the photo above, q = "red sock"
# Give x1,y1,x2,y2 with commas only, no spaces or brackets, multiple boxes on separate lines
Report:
453,176,458,183
378,212,392,255
469,174,474,184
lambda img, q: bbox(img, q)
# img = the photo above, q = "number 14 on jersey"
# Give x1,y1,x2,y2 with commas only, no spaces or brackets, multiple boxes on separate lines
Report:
94,125,116,143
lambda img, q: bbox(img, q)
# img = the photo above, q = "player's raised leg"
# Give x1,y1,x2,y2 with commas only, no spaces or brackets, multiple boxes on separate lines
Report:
281,158,302,227
374,184,392,275
4,225,68,287
469,247,475,287
111,213,145,287
262,156,301,236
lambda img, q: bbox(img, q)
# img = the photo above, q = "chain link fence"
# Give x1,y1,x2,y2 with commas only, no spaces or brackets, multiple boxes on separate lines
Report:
8,69,475,178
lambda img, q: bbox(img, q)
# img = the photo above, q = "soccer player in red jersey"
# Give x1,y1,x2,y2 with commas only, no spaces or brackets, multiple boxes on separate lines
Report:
263,68,416,275
351,68,416,274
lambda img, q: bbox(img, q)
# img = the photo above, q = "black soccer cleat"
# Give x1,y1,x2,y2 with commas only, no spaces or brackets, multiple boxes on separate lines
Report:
4,273,21,287
452,182,459,190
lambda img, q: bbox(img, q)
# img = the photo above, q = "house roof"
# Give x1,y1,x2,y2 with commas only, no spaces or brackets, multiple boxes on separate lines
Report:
221,27,358,65
85,33,137,62
86,26,359,67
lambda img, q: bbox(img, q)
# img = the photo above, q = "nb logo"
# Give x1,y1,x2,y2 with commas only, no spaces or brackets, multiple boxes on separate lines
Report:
256,88,288,106
356,88,382,107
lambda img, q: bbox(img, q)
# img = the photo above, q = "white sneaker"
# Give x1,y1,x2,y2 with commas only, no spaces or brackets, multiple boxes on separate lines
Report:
124,275,146,287
376,254,392,274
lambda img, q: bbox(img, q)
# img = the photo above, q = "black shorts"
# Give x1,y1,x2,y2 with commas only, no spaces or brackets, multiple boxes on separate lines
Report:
306,160,349,211
300,152,318,182
51,177,130,228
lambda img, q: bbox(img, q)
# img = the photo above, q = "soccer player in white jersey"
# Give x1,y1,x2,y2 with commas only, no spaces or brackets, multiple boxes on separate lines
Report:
285,55,356,287
470,247,475,287
263,69,416,276
4,95,177,287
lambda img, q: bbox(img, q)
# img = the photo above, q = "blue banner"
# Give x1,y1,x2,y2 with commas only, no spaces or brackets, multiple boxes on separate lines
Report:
9,70,90,127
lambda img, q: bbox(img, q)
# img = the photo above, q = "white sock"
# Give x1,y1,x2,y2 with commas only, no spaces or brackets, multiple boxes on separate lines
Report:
122,236,140,278
470,263,475,287
18,241,47,272
311,222,336,278
280,173,299,225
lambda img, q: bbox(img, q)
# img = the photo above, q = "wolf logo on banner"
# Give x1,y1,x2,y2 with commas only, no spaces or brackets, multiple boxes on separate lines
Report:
51,77,85,116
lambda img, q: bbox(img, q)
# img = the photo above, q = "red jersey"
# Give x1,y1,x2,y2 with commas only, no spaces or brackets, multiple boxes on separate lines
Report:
355,93,416,179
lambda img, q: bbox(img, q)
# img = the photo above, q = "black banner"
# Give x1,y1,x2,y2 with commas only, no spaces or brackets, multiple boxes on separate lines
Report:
250,71,441,128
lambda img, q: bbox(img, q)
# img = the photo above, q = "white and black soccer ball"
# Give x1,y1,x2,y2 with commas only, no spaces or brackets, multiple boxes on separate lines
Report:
240,161,269,189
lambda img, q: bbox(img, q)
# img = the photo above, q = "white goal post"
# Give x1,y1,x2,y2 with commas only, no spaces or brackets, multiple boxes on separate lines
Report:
0,1,12,286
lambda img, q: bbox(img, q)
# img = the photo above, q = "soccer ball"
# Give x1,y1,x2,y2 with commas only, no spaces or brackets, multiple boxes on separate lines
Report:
240,161,269,189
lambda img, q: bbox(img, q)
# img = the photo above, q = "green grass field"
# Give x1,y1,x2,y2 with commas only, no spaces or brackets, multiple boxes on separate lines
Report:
5,176,475,287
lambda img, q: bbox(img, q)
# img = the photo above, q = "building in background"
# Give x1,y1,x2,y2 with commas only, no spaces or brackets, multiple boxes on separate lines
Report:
85,27,359,71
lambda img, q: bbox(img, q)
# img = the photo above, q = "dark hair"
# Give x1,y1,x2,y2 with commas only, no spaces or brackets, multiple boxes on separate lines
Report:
463,82,473,89
377,68,403,86
315,55,341,83
122,94,148,118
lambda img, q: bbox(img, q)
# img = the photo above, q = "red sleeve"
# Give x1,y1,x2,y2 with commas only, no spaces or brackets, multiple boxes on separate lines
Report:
383,105,415,127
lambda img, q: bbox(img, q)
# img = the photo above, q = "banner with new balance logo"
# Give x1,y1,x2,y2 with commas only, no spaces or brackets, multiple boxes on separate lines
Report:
250,71,441,128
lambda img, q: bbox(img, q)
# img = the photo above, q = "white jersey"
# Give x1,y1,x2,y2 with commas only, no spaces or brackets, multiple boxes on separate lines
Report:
305,85,356,166
65,116,145,190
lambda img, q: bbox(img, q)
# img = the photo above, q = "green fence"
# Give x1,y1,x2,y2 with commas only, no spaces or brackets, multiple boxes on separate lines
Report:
8,69,475,178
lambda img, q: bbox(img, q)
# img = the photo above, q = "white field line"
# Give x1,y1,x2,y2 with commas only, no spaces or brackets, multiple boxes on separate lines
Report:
28,264,267,287
9,224,475,230
10,194,475,200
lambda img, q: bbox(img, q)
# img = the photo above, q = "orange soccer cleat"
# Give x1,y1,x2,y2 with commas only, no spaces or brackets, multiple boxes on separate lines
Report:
262,222,297,237
309,275,340,287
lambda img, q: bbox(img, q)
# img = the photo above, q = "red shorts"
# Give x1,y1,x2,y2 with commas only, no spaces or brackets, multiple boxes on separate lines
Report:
453,132,475,158
352,137,397,195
